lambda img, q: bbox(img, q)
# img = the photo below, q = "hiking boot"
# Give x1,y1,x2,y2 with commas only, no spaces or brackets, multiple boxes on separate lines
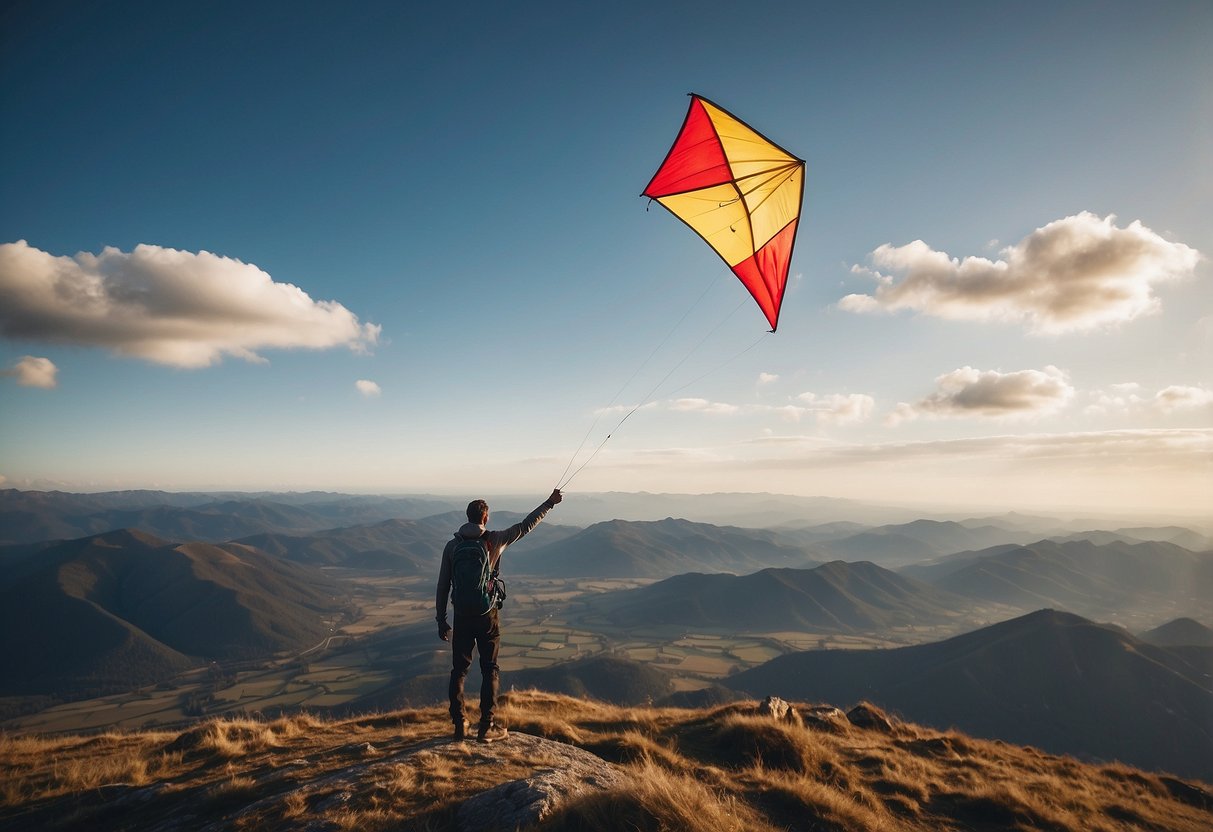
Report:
477,721,508,743
452,719,470,741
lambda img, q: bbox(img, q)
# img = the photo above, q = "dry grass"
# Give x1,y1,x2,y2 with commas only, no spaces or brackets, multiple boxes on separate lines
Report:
1,691,1210,832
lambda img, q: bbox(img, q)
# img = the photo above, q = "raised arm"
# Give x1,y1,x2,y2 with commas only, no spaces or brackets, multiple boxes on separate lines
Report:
487,489,562,553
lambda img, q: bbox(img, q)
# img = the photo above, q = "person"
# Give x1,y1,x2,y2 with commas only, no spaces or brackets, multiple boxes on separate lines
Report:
435,488,562,742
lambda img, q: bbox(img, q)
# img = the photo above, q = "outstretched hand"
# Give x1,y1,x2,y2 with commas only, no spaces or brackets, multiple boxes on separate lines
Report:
547,488,563,506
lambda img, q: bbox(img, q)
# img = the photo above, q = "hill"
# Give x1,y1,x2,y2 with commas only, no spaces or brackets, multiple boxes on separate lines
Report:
588,561,969,632
0,489,465,545
509,517,820,578
812,519,1034,565
726,609,1213,781
235,511,578,573
903,539,1213,616
507,654,676,705
1142,617,1213,647
0,529,347,697
2,690,1210,832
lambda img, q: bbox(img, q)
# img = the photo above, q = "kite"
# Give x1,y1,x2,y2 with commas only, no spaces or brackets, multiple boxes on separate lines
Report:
642,94,805,332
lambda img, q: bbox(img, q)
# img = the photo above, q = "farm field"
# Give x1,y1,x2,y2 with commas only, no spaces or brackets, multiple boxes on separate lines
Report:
2,572,1009,735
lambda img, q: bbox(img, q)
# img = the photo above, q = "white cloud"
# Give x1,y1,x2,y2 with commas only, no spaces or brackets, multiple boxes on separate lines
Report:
1085,382,1213,415
670,397,739,415
758,372,779,385
1153,385,1213,413
889,366,1073,424
355,379,382,397
0,240,380,368
2,355,57,388
840,213,1201,333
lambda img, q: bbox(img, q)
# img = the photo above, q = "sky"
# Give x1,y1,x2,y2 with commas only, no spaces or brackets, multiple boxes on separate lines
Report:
1,0,1210,519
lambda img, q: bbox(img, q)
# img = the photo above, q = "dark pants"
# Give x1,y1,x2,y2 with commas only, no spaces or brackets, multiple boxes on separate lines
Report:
449,609,500,727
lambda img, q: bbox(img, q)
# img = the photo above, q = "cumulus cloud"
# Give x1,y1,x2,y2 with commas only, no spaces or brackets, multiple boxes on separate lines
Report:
355,379,382,397
841,213,1201,333
0,240,381,367
2,355,58,388
888,366,1073,424
758,372,779,385
1153,385,1213,413
1085,382,1213,415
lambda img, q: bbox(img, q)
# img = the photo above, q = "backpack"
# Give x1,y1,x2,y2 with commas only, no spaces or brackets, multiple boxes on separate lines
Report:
450,534,504,615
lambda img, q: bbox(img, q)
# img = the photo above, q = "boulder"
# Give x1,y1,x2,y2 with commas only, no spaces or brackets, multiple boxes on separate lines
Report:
758,695,800,723
846,703,893,732
801,705,848,732
457,733,625,831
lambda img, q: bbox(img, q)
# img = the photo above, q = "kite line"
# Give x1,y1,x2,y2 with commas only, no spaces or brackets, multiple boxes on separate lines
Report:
555,295,768,491
554,92,804,492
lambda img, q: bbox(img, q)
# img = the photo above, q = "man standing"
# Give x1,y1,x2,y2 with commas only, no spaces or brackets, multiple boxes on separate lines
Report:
435,488,562,741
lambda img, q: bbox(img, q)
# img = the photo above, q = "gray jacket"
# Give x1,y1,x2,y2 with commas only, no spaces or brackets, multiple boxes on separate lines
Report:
435,498,555,622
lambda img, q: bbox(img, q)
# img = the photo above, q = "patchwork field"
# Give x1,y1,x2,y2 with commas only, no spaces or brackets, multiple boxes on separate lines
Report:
2,572,1014,735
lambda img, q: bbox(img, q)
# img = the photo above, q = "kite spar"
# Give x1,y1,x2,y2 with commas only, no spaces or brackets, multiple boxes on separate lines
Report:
556,94,806,489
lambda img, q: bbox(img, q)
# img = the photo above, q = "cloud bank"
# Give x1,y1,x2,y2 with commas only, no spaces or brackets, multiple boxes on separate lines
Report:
0,240,381,367
841,213,1201,332
2,355,57,388
889,366,1073,424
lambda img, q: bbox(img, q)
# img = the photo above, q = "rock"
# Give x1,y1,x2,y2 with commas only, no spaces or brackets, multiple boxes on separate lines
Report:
801,705,848,732
847,703,893,732
758,695,796,722
457,733,626,832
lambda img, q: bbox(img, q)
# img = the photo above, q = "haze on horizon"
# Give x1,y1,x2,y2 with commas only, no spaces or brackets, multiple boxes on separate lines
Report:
1,2,1210,518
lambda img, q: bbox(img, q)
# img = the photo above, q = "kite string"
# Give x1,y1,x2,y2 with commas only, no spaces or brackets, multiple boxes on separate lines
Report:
558,297,760,491
553,273,724,489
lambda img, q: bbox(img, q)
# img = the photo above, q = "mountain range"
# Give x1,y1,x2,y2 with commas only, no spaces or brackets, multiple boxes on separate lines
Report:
0,529,348,696
508,517,821,578
588,560,969,632
726,608,1213,781
901,538,1213,617
235,511,578,573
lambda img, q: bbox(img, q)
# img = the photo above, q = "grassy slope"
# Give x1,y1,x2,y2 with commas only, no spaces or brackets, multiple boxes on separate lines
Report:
1,691,1210,832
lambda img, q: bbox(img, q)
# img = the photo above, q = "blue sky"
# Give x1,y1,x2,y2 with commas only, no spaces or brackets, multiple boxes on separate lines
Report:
1,1,1210,518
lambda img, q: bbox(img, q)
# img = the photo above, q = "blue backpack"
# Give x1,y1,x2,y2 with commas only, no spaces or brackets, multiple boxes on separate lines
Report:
450,534,503,615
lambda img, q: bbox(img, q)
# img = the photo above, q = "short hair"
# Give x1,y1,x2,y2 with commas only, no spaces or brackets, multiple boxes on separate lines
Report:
466,499,489,523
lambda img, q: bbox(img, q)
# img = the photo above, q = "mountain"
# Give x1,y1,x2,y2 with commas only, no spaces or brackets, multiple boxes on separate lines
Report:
588,561,969,632
903,538,1213,616
236,511,579,572
4,690,1211,832
1142,617,1213,648
0,529,347,696
0,489,465,545
726,609,1213,780
508,517,820,578
507,654,676,706
813,519,1037,564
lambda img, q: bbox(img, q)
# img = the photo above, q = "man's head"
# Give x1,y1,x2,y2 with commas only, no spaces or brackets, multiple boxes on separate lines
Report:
466,499,489,525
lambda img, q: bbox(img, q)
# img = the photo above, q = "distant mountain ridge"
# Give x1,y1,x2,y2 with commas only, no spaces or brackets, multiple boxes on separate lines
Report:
509,517,821,578
726,608,1213,781
0,489,463,545
235,511,579,573
589,560,969,632
0,529,348,696
902,538,1213,618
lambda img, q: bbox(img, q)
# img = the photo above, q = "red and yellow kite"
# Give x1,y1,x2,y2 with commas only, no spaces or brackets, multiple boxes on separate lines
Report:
643,94,805,332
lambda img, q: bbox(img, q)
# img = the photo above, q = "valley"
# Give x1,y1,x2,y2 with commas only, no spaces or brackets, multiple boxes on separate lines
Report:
4,569,999,734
